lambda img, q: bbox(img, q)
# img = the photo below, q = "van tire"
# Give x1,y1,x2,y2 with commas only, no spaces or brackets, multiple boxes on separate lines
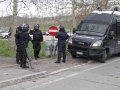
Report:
100,50,107,63
118,53,120,56
71,54,76,58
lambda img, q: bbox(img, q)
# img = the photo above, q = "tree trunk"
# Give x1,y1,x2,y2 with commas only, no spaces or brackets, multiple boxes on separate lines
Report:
105,0,108,9
9,0,18,49
72,0,76,28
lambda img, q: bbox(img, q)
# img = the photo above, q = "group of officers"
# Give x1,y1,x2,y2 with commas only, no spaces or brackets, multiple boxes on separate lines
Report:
15,23,69,68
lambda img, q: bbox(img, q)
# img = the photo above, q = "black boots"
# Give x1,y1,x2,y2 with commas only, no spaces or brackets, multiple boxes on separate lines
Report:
35,57,37,60
54,60,66,63
34,56,40,60
17,61,20,64
37,56,40,58
54,61,60,63
20,65,29,68
62,60,66,63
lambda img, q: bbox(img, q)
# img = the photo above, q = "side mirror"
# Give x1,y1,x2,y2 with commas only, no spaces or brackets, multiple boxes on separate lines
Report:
72,28,76,34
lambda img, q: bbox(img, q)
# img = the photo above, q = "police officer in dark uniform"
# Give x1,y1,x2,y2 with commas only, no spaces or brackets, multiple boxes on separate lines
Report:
55,25,69,63
32,24,43,60
15,25,22,64
15,24,31,68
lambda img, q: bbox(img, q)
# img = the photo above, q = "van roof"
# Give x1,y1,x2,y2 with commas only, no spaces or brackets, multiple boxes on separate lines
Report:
84,10,120,23
92,10,120,15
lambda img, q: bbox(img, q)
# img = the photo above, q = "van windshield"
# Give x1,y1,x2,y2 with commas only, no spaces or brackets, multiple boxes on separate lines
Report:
77,22,108,36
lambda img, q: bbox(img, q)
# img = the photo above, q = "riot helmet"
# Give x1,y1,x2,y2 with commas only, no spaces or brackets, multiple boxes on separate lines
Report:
17,24,23,31
21,24,29,32
34,24,39,30
59,25,65,33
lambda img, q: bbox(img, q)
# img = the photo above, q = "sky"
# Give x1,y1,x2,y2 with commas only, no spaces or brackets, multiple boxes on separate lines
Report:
0,0,72,17
0,0,118,17
0,0,39,17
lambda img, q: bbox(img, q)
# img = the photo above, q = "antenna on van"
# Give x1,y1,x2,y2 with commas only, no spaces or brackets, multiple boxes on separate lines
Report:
97,6,102,14
97,6,102,11
114,6,119,11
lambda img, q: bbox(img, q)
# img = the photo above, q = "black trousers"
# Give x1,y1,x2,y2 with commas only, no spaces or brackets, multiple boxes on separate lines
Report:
19,46,27,66
34,49,40,57
33,41,41,57
57,45,66,62
16,46,20,63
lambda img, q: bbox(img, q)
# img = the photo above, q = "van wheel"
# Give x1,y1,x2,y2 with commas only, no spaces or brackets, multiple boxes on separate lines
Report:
100,50,107,63
71,54,76,58
118,53,120,56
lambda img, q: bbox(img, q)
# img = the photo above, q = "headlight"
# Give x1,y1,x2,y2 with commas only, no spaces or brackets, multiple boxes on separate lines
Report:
68,37,72,44
92,40,102,47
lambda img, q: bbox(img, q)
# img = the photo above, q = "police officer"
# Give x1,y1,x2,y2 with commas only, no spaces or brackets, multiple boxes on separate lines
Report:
15,24,31,68
15,25,22,64
32,24,43,60
55,25,69,63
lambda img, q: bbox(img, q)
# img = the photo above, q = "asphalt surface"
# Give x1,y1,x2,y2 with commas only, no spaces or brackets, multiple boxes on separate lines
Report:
0,55,89,88
1,56,120,90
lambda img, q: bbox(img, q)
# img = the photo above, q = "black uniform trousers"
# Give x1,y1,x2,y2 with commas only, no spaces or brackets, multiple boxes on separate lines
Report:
33,41,41,57
57,45,66,62
34,49,40,57
16,46,20,63
19,45,27,67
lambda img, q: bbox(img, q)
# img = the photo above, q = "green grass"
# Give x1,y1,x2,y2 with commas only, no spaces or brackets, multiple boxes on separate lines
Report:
0,40,16,57
0,40,70,58
0,40,47,58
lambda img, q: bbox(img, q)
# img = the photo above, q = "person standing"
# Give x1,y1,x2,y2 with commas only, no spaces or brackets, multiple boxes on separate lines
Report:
55,25,69,63
32,24,43,60
15,24,31,68
8,27,12,40
15,25,22,64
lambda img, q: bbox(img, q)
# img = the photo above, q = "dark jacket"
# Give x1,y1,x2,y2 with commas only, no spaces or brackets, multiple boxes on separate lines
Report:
32,30,43,42
55,29,69,47
15,31,31,48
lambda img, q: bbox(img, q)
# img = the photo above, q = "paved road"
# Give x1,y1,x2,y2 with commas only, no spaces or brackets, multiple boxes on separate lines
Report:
1,56,120,90
0,55,89,89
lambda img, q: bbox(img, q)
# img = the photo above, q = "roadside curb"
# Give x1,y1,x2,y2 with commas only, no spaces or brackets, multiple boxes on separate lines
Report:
0,71,47,88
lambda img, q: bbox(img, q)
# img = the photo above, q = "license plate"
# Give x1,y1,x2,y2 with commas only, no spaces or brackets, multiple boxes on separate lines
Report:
76,52,83,55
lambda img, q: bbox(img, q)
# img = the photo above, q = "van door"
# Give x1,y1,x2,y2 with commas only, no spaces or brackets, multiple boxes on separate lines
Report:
108,24,116,54
115,19,120,53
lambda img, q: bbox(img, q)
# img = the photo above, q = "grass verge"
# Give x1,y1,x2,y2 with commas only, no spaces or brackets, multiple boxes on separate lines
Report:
0,40,70,59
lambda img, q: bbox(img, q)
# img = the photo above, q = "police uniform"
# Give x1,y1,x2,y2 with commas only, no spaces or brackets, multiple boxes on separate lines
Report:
15,24,31,68
32,24,43,60
15,26,22,64
55,25,69,63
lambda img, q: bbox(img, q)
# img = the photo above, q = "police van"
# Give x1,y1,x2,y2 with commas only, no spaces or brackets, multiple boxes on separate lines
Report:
68,7,120,63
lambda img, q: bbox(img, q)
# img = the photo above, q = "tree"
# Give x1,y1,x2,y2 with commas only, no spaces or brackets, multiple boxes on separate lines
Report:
72,0,77,28
9,0,18,49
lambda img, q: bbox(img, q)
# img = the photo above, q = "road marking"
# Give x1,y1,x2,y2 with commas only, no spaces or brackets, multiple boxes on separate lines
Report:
24,72,79,90
117,72,120,74
50,64,86,75
24,58,120,90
